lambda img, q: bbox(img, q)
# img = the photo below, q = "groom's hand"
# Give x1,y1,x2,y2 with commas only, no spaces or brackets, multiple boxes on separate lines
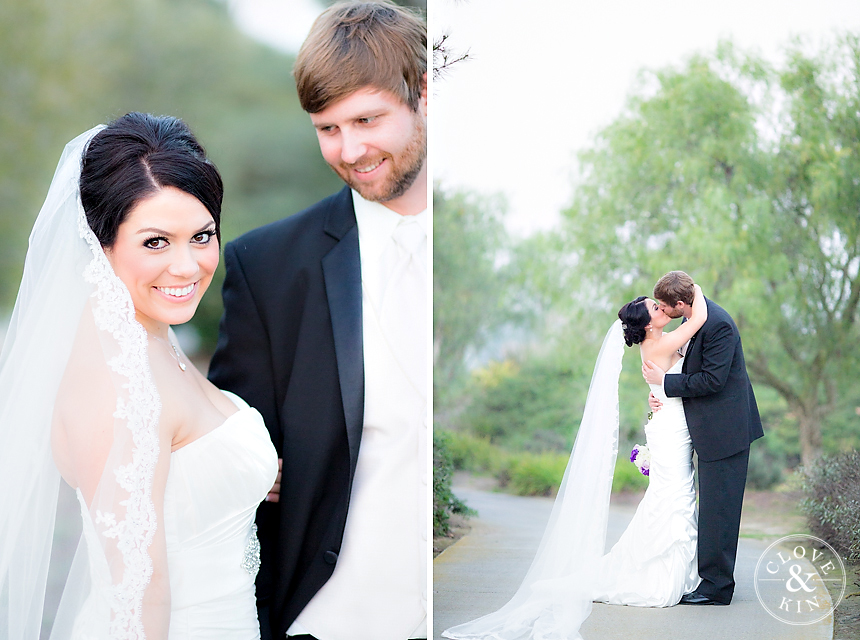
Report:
266,458,282,503
642,360,665,385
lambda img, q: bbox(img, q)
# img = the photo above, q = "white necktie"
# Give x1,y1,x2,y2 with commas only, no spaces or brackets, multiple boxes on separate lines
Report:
380,217,427,399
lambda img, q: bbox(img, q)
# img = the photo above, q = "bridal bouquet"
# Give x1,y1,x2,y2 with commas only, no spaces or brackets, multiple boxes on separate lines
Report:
630,444,651,476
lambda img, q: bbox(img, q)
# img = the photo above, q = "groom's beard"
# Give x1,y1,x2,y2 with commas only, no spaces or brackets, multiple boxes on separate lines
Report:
332,111,426,204
664,307,684,319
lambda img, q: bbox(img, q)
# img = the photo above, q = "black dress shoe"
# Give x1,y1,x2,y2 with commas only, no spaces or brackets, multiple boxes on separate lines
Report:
678,591,729,605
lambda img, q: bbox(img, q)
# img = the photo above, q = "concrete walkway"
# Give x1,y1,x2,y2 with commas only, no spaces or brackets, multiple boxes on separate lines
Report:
434,486,833,640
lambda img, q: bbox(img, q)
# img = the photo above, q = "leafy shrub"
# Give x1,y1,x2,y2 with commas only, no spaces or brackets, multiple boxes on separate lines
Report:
446,431,509,474
504,451,652,496
460,357,585,448
506,451,569,496
433,430,472,537
519,428,570,454
445,430,654,497
800,451,860,561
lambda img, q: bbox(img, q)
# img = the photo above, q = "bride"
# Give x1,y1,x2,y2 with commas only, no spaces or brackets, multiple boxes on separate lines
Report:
442,285,708,640
0,113,278,638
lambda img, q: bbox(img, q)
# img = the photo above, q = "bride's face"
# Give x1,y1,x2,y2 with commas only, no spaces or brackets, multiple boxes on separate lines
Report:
105,186,219,335
646,299,672,330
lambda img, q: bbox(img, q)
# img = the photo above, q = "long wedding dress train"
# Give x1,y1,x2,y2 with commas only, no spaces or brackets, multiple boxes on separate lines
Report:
442,323,699,640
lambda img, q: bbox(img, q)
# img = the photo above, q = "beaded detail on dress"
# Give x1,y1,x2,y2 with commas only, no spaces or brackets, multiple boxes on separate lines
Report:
242,524,262,575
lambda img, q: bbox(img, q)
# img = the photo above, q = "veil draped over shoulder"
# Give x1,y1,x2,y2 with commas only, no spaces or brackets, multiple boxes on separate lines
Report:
0,128,168,638
443,320,625,640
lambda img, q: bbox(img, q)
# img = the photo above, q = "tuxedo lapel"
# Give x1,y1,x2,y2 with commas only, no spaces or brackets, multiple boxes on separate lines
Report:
683,334,698,371
321,190,364,480
678,316,699,373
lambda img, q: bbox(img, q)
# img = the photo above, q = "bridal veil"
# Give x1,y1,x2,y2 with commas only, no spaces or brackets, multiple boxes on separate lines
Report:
0,127,168,638
442,320,625,640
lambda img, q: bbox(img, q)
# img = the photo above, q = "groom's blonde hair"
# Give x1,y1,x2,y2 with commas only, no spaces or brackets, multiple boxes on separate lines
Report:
294,1,426,114
653,271,695,306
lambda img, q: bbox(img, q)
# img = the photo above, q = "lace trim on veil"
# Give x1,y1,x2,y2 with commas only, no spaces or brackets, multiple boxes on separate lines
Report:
76,202,161,639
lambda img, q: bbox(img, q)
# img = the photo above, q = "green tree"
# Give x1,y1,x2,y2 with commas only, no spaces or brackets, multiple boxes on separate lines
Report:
433,186,510,399
0,0,343,350
562,35,860,465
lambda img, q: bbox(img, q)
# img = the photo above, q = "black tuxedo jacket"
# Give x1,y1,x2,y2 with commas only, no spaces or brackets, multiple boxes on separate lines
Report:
208,186,363,638
663,299,764,462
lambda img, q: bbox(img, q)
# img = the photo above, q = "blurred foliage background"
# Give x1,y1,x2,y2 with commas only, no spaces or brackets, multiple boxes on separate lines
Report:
0,0,423,353
434,33,860,504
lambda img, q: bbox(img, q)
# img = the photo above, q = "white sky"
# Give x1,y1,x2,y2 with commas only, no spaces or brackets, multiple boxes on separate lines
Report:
227,0,324,53
430,0,860,236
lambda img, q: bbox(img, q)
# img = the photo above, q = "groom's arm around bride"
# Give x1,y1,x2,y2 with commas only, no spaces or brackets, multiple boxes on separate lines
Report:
643,270,764,605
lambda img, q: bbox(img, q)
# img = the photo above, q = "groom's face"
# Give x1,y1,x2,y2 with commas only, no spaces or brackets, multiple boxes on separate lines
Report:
657,299,685,319
310,85,427,212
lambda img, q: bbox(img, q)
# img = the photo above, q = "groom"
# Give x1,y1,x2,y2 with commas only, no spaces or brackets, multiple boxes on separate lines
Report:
209,2,427,639
642,271,763,606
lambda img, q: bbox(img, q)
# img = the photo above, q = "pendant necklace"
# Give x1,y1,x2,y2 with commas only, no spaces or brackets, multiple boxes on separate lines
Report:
153,334,187,371
168,341,187,371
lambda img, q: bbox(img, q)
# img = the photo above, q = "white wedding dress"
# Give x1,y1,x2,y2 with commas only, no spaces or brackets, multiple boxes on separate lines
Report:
74,391,278,639
0,126,282,640
593,357,700,606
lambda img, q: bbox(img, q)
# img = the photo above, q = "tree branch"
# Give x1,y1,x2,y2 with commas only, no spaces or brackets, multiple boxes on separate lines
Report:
747,354,803,407
433,33,469,81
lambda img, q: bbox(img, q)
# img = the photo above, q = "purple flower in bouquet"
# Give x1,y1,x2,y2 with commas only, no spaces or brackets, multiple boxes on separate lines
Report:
630,443,651,477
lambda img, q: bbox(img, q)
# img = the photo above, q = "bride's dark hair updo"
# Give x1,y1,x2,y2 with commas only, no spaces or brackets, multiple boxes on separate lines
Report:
618,296,650,347
80,112,224,248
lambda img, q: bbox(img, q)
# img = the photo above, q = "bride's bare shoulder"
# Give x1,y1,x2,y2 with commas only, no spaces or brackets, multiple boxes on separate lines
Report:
638,336,661,362
639,335,678,372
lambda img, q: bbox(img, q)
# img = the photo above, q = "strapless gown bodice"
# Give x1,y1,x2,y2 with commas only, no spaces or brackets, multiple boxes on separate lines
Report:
648,357,684,403
75,391,278,639
164,391,278,638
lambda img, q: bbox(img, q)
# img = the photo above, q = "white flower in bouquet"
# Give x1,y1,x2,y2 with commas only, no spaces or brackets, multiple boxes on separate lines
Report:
630,444,651,477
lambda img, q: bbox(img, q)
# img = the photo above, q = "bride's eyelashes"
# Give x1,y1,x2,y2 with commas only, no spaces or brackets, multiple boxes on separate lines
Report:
143,235,170,250
192,228,217,245
141,227,217,250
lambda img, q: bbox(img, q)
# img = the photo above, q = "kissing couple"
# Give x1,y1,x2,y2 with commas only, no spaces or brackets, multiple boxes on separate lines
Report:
443,271,764,640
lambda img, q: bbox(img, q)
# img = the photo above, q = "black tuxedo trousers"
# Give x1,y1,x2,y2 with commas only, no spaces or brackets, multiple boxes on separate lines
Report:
695,447,750,602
